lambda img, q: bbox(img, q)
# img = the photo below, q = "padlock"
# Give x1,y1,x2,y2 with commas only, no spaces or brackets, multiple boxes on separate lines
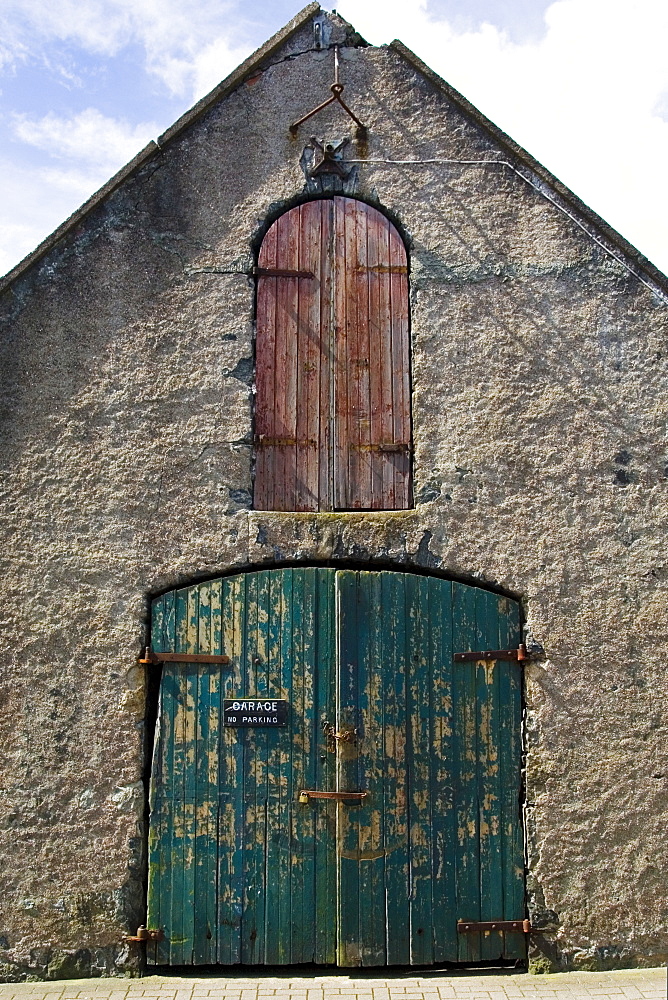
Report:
299,791,309,804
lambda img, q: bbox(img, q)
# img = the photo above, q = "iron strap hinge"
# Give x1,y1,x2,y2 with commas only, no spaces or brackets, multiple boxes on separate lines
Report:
253,266,315,279
458,919,532,934
453,644,528,663
138,647,231,666
299,790,367,803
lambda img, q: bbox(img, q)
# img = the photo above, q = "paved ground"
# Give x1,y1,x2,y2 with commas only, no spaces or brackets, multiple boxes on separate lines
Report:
0,968,665,1000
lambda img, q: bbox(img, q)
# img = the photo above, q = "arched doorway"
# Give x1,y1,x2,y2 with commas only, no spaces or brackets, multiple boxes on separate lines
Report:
146,568,525,966
254,198,412,512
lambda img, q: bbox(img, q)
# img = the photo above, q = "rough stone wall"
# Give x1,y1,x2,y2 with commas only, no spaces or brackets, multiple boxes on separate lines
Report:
1,9,667,980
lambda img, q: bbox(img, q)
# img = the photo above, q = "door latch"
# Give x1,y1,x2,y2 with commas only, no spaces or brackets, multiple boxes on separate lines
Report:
322,721,357,745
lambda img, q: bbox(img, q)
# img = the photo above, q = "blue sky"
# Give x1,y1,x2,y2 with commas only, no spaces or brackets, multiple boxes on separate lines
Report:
2,0,668,277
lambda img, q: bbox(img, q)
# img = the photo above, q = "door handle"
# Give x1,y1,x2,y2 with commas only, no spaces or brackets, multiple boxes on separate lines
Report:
298,790,366,803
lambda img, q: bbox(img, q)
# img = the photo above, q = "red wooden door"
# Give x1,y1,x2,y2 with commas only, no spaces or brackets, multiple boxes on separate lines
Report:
255,197,411,512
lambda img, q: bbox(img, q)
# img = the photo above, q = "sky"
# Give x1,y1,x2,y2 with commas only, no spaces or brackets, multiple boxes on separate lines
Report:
1,0,668,278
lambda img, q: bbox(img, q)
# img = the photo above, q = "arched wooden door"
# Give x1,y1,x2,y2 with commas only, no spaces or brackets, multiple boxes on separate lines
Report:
255,198,411,512
146,569,525,967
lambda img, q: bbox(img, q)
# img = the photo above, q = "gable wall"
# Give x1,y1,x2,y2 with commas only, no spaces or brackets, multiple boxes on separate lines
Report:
1,13,667,978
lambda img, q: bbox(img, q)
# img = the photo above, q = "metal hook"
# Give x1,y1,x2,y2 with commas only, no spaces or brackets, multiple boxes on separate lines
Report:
290,46,367,134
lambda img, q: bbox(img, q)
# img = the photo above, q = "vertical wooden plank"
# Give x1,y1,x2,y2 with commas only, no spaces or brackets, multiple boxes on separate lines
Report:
365,207,384,506
293,568,313,962
355,572,386,965
382,572,410,966
290,569,306,962
314,567,337,963
319,203,334,510
271,215,289,511
296,204,321,510
452,582,482,962
240,570,267,963
388,222,411,508
428,577,457,962
283,214,301,510
354,203,372,508
167,587,188,965
262,569,282,963
476,589,504,960
498,597,525,960
336,570,362,965
263,568,290,961
405,574,434,964
193,582,218,964
218,573,245,964
333,197,351,509
376,215,394,508
179,586,199,965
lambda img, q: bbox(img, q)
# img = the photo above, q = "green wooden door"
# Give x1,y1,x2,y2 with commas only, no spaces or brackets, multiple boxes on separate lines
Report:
146,568,524,967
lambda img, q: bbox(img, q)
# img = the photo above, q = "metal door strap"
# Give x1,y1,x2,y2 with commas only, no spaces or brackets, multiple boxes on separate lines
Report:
139,647,231,665
453,644,527,662
458,919,532,933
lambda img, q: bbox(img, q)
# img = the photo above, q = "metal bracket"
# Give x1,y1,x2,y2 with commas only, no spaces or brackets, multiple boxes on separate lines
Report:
124,925,164,943
299,790,366,803
453,644,527,663
139,647,231,666
458,919,532,934
290,46,366,134
253,267,314,278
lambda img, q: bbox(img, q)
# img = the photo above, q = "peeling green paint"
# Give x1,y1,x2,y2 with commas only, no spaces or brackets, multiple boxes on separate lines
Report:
147,568,524,967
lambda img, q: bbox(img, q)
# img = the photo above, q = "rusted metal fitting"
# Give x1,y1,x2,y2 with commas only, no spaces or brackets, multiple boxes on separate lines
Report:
138,646,231,666
124,924,164,943
299,789,366,803
453,644,528,663
457,919,532,934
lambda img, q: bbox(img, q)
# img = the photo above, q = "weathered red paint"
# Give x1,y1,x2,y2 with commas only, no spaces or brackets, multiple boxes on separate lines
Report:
255,197,411,511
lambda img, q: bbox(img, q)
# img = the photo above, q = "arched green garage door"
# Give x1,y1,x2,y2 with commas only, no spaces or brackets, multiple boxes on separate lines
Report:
146,569,525,967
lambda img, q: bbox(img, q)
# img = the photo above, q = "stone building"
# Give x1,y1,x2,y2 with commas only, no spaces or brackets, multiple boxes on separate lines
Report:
1,3,667,982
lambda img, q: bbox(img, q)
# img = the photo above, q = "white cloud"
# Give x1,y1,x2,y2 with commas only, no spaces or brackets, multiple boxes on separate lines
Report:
335,0,668,273
0,108,163,277
12,109,159,169
0,0,251,99
0,155,108,276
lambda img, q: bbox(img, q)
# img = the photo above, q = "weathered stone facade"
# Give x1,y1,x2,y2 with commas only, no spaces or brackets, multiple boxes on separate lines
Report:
1,4,667,981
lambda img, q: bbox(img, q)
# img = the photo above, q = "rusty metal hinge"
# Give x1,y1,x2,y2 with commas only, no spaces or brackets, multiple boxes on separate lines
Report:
253,266,314,279
353,265,408,274
124,925,164,943
453,644,527,663
139,647,231,666
299,790,367,803
458,919,532,933
255,434,317,447
348,442,411,453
